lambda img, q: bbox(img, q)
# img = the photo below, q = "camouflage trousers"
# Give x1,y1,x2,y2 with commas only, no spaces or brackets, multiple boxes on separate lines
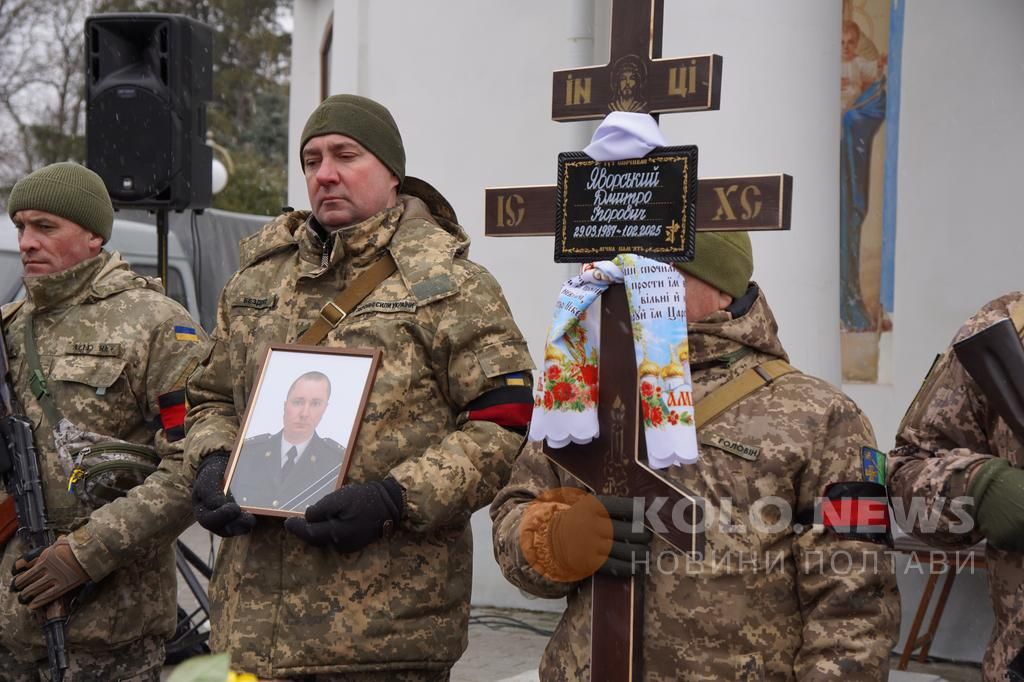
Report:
0,635,163,682
282,670,450,682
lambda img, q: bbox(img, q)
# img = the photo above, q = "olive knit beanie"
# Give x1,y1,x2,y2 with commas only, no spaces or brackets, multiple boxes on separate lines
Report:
673,231,754,299
8,162,114,244
299,94,405,183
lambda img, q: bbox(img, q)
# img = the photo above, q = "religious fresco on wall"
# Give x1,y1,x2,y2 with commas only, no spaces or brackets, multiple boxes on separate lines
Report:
840,0,904,383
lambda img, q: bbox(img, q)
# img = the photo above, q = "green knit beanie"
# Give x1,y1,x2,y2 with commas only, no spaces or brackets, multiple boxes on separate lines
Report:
673,231,754,299
8,162,114,244
299,94,405,183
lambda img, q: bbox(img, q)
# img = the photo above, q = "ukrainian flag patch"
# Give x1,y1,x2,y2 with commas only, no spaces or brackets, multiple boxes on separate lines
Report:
502,372,529,387
862,446,886,484
174,325,199,342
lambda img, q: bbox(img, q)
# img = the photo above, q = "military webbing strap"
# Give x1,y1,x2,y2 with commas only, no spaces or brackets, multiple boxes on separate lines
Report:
694,358,798,430
297,252,398,346
1009,299,1024,337
23,312,63,425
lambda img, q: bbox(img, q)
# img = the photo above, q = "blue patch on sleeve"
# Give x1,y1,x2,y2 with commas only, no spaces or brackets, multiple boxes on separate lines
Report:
861,446,886,484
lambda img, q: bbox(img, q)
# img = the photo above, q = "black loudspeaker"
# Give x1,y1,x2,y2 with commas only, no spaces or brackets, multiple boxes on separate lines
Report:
85,13,214,210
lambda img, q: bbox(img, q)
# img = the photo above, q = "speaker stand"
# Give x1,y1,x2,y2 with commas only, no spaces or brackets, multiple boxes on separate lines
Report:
156,208,169,287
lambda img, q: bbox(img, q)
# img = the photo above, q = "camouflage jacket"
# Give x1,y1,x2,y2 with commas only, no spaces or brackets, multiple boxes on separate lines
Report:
889,292,1024,680
184,195,533,677
492,285,900,681
0,251,208,657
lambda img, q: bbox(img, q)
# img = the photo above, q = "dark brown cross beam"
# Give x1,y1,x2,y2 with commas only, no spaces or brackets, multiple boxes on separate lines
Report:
485,174,792,236
552,0,721,120
544,285,702,682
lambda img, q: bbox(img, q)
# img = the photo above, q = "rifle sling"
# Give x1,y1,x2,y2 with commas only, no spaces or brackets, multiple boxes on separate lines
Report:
1010,299,1024,337
23,312,63,426
694,359,798,430
297,252,398,346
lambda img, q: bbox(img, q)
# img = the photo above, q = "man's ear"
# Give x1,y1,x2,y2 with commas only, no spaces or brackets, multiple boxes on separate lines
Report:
718,291,733,311
88,232,103,255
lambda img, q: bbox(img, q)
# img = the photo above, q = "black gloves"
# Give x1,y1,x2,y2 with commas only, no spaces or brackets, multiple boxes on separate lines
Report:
284,478,404,552
191,451,256,537
550,494,652,578
192,454,404,551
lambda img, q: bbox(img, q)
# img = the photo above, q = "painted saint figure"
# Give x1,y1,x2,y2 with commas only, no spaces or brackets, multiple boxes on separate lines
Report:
840,19,887,331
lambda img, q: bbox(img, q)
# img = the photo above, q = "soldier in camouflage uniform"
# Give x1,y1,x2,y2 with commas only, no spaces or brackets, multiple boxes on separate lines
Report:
889,292,1024,681
492,232,900,681
185,94,534,680
0,162,209,680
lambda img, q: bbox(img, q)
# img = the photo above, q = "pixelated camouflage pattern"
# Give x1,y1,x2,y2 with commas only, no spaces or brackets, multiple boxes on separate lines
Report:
184,195,533,677
492,285,900,681
0,251,208,660
889,291,1024,680
0,633,164,681
291,670,451,682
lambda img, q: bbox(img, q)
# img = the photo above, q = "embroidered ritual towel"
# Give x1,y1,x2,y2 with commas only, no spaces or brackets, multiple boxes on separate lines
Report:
529,254,698,468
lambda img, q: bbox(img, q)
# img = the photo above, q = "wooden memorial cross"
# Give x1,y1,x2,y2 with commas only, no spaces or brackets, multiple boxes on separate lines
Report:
485,2,794,681
485,0,791,238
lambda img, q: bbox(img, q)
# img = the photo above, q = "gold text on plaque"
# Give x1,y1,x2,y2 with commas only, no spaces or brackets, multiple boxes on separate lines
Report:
711,184,764,222
565,74,592,106
495,194,525,228
668,60,698,97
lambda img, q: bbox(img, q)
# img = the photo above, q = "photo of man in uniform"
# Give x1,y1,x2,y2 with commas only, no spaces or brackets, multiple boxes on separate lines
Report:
228,370,345,513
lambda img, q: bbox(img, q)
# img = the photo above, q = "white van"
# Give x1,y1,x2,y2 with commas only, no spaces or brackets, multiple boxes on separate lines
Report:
0,214,201,322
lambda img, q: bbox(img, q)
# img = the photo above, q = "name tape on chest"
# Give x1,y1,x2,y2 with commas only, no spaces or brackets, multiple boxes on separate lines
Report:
233,294,278,310
350,300,418,317
700,432,761,461
66,342,123,357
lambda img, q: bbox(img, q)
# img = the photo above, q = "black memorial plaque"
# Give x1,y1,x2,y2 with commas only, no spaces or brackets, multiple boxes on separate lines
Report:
554,146,697,263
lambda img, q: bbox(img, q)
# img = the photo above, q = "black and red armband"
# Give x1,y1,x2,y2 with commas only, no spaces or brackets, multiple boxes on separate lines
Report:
158,389,187,442
460,374,534,435
815,481,892,546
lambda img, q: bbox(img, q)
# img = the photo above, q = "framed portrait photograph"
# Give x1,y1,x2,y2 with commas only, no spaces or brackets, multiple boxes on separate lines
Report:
224,344,381,517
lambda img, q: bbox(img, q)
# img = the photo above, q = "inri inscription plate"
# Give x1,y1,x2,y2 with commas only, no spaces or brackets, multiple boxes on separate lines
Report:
554,146,697,263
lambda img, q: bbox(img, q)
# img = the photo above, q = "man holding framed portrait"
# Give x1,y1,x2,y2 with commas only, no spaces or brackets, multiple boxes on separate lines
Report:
184,94,534,680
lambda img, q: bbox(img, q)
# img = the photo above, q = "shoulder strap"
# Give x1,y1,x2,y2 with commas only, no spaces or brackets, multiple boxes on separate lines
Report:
1009,299,1024,337
23,312,64,425
694,359,798,430
297,253,398,346
1,299,26,325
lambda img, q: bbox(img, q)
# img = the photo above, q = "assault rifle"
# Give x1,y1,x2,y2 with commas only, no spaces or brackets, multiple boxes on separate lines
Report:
954,318,1024,681
0,324,68,682
953,317,1024,440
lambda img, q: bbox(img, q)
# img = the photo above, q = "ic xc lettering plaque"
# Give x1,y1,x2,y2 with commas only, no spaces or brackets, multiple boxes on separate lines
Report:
554,146,697,263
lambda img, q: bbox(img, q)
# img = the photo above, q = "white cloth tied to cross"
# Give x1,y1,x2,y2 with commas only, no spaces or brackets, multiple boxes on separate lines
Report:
528,256,699,468
528,113,698,468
